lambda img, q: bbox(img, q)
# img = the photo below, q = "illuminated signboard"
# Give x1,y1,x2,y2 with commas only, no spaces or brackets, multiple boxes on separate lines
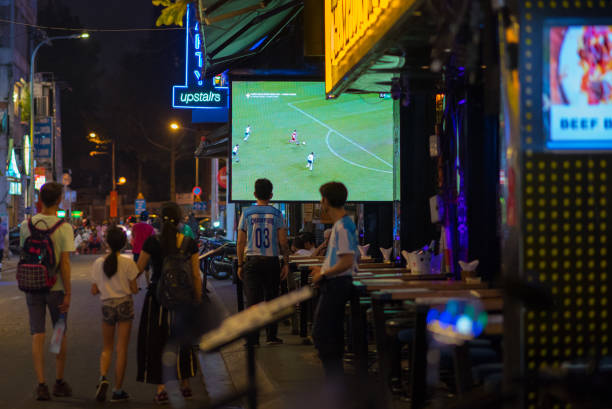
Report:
24,134,31,175
544,24,612,149
325,0,419,96
172,4,229,115
35,175,46,191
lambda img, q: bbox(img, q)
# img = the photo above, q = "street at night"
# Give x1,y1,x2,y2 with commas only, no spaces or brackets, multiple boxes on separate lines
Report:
2,0,612,408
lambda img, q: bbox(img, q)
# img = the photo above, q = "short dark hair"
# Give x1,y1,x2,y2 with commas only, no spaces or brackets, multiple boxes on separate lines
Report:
319,182,348,208
40,182,63,208
254,178,273,200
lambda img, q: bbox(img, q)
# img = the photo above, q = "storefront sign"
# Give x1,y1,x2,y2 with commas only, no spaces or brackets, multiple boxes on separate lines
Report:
23,134,31,175
325,0,418,96
34,118,52,160
172,4,229,114
217,166,227,189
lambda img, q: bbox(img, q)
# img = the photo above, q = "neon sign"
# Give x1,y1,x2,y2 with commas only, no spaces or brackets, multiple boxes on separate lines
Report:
172,4,229,110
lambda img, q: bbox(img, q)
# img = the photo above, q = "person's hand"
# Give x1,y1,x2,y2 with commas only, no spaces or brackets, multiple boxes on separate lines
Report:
280,264,289,280
237,266,244,280
311,266,324,284
59,294,71,313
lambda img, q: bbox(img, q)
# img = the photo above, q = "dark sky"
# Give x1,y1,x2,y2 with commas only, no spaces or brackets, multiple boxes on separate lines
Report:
57,0,157,78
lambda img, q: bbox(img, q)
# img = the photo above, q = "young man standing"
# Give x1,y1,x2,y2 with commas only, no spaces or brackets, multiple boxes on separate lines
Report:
311,182,358,378
20,182,75,400
237,178,290,346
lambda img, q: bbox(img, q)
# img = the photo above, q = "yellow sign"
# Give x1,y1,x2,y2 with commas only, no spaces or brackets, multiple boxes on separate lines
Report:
325,0,419,96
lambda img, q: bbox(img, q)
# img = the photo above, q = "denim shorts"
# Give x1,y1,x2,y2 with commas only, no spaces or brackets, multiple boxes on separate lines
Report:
102,295,134,325
25,291,66,335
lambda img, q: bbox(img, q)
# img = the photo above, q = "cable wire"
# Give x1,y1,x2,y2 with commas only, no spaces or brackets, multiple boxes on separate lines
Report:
0,17,185,32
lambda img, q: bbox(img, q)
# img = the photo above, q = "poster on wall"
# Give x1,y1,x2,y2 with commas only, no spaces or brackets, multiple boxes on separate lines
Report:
545,24,612,149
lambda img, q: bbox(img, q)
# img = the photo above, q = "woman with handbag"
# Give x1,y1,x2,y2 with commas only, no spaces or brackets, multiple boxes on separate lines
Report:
135,202,202,404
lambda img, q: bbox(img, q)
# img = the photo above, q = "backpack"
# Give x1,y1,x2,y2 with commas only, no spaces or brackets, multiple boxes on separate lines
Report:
156,236,194,309
17,219,65,292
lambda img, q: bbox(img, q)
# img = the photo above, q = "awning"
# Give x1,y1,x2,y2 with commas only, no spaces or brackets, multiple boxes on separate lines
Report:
200,0,304,74
195,124,230,158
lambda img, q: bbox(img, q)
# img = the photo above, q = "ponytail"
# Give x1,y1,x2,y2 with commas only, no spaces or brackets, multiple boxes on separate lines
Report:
160,202,182,257
103,226,127,279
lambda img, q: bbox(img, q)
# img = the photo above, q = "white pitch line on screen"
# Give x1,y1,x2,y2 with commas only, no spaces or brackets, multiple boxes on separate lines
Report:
325,131,392,174
287,102,393,168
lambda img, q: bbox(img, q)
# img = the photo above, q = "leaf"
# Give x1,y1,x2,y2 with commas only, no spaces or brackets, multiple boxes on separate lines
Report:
153,0,190,27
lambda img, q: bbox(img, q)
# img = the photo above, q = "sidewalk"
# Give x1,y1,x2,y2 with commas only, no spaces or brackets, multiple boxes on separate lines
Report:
210,279,325,409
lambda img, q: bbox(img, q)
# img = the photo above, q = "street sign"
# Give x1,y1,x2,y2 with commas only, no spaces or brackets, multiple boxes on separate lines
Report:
34,117,53,160
193,201,206,211
135,199,146,215
217,166,227,189
192,186,202,196
110,190,118,218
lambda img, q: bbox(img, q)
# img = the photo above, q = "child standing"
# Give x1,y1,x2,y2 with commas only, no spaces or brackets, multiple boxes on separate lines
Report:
91,227,139,402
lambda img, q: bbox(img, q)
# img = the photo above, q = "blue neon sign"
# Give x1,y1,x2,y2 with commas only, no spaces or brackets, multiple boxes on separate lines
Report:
172,4,229,111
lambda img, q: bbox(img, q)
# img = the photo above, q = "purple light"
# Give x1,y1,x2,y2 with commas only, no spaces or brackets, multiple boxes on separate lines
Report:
458,99,466,105
458,66,465,71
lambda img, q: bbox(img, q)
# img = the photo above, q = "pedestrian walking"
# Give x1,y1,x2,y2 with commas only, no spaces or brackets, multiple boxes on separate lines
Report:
91,227,139,402
19,182,75,400
131,211,155,284
236,178,290,346
310,182,358,378
135,202,202,404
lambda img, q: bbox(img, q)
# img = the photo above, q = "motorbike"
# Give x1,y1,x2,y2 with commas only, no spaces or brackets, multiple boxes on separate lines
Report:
198,236,236,280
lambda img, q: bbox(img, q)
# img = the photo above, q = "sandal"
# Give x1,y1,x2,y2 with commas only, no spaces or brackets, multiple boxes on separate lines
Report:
181,387,193,399
154,390,169,405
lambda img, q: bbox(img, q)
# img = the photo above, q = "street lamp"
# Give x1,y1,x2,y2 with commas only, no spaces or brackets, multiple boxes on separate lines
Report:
117,177,127,186
170,122,180,130
27,33,89,212
169,121,202,192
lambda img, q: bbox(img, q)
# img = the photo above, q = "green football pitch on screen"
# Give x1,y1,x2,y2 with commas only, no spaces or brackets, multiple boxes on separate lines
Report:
230,81,393,202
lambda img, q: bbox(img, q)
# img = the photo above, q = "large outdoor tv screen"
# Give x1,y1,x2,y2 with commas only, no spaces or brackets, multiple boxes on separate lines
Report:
230,81,393,202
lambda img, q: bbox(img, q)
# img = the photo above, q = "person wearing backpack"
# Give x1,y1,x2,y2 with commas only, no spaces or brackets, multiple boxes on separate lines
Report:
19,182,75,400
135,202,202,404
90,227,139,402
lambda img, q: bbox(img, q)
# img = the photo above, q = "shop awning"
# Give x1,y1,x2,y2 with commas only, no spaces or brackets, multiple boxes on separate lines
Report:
195,124,230,158
200,0,304,74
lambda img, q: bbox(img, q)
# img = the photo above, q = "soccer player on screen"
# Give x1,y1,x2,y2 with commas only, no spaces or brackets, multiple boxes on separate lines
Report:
232,144,240,162
307,152,315,171
244,125,251,141
289,129,300,145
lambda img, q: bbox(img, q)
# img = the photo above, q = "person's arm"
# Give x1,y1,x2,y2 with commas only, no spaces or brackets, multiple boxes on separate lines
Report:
91,283,100,295
312,254,354,283
191,253,202,301
236,229,247,280
137,251,151,276
59,252,71,313
129,279,138,294
278,228,290,280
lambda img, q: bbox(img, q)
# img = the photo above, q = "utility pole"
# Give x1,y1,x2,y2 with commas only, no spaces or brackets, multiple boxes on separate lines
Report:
112,138,116,191
170,136,176,202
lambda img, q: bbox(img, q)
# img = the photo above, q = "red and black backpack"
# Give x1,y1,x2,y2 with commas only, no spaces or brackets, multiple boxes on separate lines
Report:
17,219,64,292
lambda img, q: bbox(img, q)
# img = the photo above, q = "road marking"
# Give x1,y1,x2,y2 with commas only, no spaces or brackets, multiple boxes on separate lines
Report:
325,131,392,174
287,102,393,169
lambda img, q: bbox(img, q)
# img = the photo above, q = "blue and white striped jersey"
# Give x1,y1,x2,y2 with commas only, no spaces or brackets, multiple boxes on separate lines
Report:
322,215,358,277
238,205,286,257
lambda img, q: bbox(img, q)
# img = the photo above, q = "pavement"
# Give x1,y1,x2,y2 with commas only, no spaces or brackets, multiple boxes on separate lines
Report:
0,254,239,409
0,254,326,409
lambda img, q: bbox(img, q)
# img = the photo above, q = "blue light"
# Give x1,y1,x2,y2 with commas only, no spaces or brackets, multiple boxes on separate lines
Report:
439,311,452,328
426,309,439,325
458,99,466,105
195,51,203,67
249,35,268,51
446,300,459,317
195,34,201,50
456,315,473,335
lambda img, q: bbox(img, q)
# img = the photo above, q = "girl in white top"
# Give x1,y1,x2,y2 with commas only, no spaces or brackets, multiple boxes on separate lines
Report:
90,227,138,402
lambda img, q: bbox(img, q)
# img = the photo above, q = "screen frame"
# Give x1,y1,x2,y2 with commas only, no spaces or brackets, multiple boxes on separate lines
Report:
228,76,395,204
542,18,612,151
